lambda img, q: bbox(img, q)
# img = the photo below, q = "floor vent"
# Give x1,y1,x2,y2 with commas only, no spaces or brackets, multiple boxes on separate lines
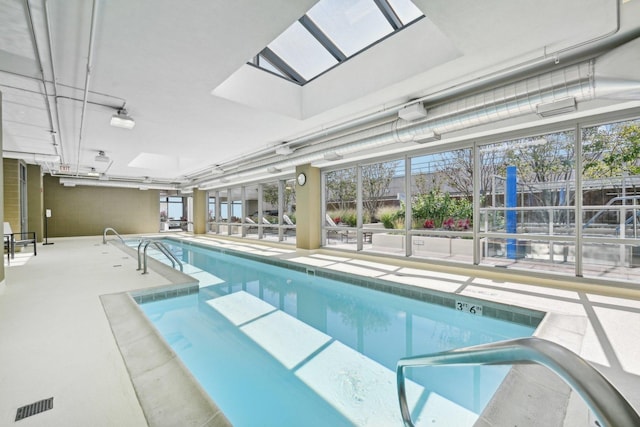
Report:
15,397,53,421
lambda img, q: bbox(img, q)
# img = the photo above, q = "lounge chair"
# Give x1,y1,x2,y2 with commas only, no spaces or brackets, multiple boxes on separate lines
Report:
325,214,351,242
283,214,295,226
244,217,258,234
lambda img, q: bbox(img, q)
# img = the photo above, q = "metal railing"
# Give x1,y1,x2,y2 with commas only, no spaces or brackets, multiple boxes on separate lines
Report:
396,337,640,427
103,227,125,244
137,239,183,274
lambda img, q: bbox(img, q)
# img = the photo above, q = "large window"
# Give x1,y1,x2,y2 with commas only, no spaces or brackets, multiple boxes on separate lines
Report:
581,118,640,280
478,131,576,274
208,179,296,243
318,114,640,284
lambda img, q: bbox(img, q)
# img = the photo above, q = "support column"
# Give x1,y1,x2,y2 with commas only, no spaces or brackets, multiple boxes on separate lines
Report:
192,189,207,234
295,165,321,250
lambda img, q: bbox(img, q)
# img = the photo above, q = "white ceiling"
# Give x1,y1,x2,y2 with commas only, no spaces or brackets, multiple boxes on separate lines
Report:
1,0,639,190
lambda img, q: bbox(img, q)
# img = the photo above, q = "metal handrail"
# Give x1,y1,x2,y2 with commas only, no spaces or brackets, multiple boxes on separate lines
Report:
103,227,125,244
137,239,183,274
396,337,640,427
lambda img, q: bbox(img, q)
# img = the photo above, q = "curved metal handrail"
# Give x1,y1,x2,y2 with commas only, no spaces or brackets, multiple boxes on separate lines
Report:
137,239,183,274
397,337,640,427
103,227,125,244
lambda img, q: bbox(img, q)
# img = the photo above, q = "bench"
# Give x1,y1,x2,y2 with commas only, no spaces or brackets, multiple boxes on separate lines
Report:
3,222,37,259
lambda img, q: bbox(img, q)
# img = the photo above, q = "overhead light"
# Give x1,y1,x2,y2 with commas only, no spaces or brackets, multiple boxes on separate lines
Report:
414,130,441,143
324,151,343,161
398,103,427,121
87,168,99,177
211,166,224,175
267,166,281,173
143,176,152,183
95,151,110,162
138,186,149,191
536,97,577,117
63,182,76,187
110,108,136,129
275,145,293,156
99,173,109,181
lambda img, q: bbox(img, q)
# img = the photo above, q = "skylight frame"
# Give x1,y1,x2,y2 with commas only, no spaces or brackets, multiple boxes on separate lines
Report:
248,0,424,86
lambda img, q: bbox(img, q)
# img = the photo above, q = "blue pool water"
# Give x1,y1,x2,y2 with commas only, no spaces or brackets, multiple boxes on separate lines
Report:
138,240,536,427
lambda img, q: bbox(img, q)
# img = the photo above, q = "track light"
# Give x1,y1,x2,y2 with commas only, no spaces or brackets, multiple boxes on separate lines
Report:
414,130,441,143
95,151,110,162
275,145,293,156
324,151,343,161
110,108,136,129
536,97,577,117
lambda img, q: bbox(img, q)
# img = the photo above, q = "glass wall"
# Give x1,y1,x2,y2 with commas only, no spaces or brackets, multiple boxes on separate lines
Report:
581,118,640,281
208,179,296,243
318,113,640,284
160,195,187,231
478,131,576,275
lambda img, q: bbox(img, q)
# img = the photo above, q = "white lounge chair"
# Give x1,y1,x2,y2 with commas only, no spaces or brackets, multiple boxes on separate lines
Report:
325,214,350,242
283,214,295,226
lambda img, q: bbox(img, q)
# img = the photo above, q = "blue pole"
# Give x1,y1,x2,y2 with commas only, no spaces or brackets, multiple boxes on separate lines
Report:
506,166,517,259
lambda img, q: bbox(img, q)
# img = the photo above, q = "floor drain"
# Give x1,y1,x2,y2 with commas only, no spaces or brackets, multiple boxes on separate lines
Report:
15,397,53,421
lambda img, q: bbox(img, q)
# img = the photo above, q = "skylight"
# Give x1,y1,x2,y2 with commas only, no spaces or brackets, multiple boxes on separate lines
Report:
249,0,424,85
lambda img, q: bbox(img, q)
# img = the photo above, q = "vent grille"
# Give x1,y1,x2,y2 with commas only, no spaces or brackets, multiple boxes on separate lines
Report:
15,397,53,421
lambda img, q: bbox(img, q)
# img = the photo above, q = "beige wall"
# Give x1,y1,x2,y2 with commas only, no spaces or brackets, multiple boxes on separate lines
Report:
27,165,43,242
0,92,4,285
3,159,20,233
43,175,160,237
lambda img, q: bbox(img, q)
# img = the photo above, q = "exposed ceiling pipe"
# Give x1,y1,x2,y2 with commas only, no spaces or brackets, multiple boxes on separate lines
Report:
273,0,624,151
186,2,631,186
24,0,60,159
193,56,640,190
44,0,66,164
75,0,99,176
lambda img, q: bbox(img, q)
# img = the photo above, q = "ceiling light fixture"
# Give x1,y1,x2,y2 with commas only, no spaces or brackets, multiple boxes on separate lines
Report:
414,130,441,143
398,103,427,121
87,167,99,177
324,151,343,161
275,145,293,156
110,108,136,129
536,97,577,117
95,151,110,162
267,166,281,173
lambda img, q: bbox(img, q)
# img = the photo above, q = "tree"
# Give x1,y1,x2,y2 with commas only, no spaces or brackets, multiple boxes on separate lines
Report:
362,161,397,221
326,168,357,211
583,122,640,178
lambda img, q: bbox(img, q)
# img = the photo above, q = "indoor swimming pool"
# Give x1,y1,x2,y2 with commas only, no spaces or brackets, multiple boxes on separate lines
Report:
136,239,538,426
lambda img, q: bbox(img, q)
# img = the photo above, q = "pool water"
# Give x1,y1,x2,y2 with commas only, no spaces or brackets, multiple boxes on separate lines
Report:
138,240,535,427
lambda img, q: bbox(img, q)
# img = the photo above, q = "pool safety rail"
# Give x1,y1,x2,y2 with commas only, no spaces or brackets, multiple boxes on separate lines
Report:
396,337,640,427
137,239,183,274
103,227,125,244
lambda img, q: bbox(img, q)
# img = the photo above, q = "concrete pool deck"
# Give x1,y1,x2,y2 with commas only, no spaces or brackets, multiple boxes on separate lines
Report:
0,234,639,426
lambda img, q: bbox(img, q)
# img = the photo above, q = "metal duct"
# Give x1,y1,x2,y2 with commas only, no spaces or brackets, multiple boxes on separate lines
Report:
259,60,599,171
196,56,640,189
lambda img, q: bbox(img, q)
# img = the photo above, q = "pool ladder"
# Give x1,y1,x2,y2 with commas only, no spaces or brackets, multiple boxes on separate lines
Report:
137,239,183,274
103,227,125,244
396,337,640,427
